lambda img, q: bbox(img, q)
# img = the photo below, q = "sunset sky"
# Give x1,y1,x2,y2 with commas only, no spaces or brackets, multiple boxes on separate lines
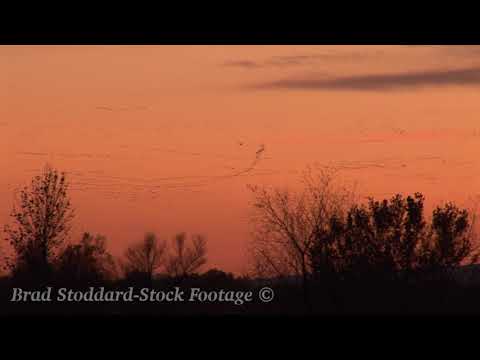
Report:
2,45,480,274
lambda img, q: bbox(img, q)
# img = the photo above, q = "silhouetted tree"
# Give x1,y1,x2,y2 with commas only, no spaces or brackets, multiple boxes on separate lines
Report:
316,193,427,279
418,202,479,278
310,193,478,282
166,232,207,278
199,269,237,289
248,167,354,312
3,164,74,280
202,268,235,282
122,232,167,283
56,232,117,283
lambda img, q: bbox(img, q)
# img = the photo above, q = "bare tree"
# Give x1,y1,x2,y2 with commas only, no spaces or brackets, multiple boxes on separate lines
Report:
166,232,207,278
122,232,167,282
4,164,74,279
248,167,354,311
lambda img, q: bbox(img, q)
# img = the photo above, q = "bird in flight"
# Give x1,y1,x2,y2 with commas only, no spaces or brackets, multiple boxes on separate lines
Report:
256,144,265,157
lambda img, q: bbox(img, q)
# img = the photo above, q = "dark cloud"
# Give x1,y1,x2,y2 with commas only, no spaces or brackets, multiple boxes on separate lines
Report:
251,67,480,91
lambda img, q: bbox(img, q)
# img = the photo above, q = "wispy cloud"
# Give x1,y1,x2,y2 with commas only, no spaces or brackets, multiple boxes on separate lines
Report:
250,67,480,91
434,45,480,56
95,105,149,112
223,60,261,69
223,50,384,69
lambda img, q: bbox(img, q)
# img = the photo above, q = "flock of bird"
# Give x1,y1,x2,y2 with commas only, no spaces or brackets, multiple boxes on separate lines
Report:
15,141,269,202
13,138,478,204
8,109,479,203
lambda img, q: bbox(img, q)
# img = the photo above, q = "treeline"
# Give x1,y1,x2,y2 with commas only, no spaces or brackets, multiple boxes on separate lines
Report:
1,165,480,315
1,165,226,287
248,168,480,313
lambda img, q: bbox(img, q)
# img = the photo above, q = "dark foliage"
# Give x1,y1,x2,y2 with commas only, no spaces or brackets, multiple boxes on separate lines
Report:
309,193,478,283
55,232,117,285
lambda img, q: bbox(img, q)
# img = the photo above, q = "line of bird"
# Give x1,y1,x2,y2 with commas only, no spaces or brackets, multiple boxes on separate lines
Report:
15,143,269,200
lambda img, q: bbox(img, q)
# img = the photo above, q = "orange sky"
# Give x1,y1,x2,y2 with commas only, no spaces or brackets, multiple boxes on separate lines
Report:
1,45,480,274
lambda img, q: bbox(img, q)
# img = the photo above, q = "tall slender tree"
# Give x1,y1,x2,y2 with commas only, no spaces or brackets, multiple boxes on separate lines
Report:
4,164,74,279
